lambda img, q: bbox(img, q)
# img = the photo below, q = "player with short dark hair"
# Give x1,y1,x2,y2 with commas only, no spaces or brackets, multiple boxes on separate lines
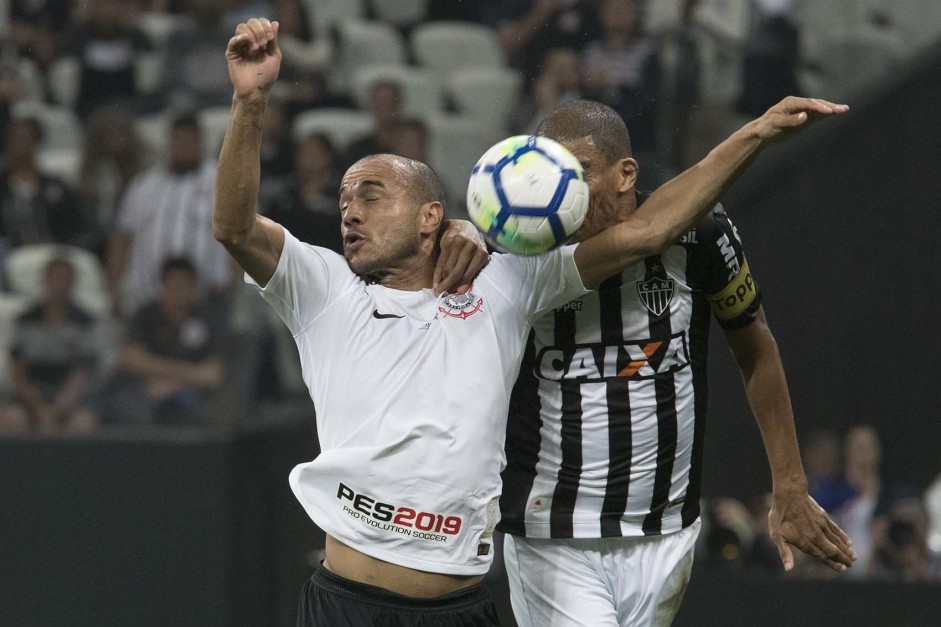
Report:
215,17,849,626
498,98,856,626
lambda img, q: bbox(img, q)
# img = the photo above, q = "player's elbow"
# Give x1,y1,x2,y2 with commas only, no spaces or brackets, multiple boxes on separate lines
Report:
212,217,251,247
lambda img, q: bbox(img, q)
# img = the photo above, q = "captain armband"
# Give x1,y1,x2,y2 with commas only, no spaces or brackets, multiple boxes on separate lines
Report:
707,260,758,320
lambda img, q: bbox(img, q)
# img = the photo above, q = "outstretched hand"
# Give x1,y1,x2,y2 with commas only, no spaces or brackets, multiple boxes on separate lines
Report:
754,97,849,143
769,492,856,572
434,220,490,295
226,17,282,100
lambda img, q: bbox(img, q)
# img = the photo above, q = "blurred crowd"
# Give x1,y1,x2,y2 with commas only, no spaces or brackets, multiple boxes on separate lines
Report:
0,0,935,434
698,426,941,583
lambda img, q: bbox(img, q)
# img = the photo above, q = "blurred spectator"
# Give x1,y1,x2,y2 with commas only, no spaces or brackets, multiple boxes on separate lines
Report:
65,0,150,116
511,46,583,134
259,98,295,180
109,257,223,426
0,46,24,139
161,0,234,110
107,114,232,315
476,0,602,81
267,0,342,113
802,429,843,500
869,497,941,582
260,132,342,253
9,0,75,73
79,105,148,237
345,81,403,167
391,118,430,164
0,117,93,253
831,426,914,578
2,257,98,432
581,0,661,161
737,0,801,116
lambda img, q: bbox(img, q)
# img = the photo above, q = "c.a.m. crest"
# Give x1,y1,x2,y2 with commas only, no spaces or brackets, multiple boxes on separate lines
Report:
636,277,675,317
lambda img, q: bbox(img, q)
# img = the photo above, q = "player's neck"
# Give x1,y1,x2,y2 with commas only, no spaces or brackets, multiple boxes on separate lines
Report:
376,249,436,292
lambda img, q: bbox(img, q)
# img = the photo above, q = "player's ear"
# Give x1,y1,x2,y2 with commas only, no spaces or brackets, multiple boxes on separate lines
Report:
419,201,444,235
617,157,638,193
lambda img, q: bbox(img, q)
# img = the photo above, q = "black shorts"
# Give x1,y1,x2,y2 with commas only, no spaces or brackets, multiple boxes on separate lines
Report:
296,564,501,627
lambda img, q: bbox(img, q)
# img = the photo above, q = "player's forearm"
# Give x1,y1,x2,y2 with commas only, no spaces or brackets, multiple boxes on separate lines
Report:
735,326,808,494
575,120,766,287
212,95,268,245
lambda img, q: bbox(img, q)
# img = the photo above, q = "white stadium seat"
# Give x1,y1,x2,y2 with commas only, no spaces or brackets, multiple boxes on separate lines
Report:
817,29,902,101
16,58,45,103
351,65,445,119
135,51,165,96
47,56,81,108
447,67,523,131
134,112,171,159
12,102,84,152
411,22,504,76
198,106,234,160
370,0,430,28
302,0,366,39
36,149,82,186
292,108,374,151
137,11,192,47
425,113,504,214
332,20,407,92
4,244,110,317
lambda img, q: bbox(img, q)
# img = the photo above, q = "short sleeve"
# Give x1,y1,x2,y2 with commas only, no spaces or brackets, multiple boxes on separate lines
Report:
692,205,762,330
487,245,588,321
244,227,358,335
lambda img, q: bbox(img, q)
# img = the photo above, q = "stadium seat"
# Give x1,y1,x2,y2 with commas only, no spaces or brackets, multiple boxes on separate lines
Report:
198,106,234,160
134,112,171,158
135,51,165,96
370,0,429,28
643,0,685,36
425,114,504,214
692,0,750,47
447,67,522,131
0,293,32,396
36,149,81,186
332,20,407,92
16,58,45,103
302,0,366,40
4,245,110,317
47,56,81,108
12,102,84,152
137,11,192,47
411,22,505,76
292,108,374,151
0,0,8,37
351,65,445,119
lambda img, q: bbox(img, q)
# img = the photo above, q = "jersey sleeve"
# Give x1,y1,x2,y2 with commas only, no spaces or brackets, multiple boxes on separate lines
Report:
694,205,763,330
487,245,588,321
244,227,357,335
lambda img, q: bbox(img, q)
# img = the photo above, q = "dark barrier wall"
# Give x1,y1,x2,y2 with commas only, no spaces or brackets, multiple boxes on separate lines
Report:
695,47,941,500
0,423,322,627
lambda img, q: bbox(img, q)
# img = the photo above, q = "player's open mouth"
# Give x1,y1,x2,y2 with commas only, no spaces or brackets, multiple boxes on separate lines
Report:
344,232,366,251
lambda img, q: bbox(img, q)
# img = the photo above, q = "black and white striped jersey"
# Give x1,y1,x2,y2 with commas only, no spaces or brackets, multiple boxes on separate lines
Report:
499,196,762,539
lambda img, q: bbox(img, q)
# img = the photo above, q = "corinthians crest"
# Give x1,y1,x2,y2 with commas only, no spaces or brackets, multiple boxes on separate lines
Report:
636,276,675,317
438,290,484,320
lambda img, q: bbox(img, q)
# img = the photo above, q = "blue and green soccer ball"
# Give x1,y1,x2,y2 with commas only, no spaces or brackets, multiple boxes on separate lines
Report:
466,135,589,256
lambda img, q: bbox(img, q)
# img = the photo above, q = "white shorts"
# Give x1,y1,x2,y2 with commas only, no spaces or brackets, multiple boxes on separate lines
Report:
503,519,701,627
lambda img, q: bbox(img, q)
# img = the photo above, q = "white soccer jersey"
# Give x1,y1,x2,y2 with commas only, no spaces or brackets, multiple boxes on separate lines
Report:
500,202,762,540
248,229,587,575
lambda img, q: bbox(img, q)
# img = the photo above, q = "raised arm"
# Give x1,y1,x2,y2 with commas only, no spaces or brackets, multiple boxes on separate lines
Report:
213,17,286,287
574,97,848,288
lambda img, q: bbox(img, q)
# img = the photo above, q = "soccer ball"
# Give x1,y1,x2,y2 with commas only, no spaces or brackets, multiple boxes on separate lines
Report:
466,135,589,255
